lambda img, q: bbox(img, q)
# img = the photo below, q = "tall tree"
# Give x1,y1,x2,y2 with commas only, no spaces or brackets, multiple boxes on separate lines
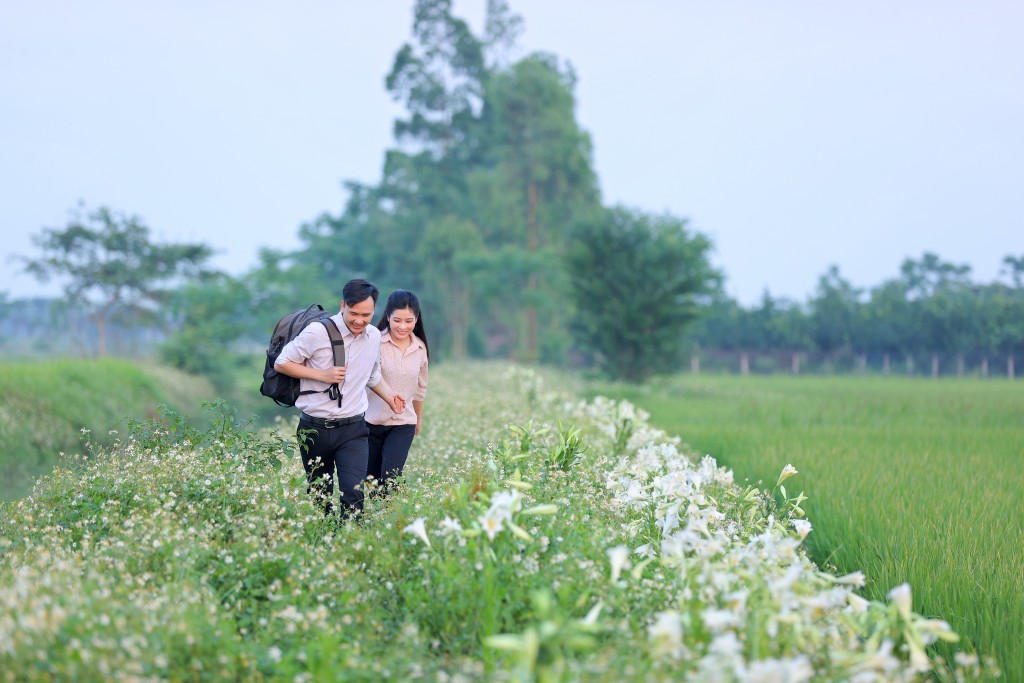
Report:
21,204,213,356
479,53,600,361
416,215,484,359
386,0,485,159
482,0,524,69
567,206,719,381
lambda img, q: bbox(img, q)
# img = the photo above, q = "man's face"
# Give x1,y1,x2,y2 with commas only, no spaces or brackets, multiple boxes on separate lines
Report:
342,297,376,336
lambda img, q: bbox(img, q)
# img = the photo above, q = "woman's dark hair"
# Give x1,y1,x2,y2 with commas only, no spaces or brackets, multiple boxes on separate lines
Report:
343,278,379,307
376,289,429,359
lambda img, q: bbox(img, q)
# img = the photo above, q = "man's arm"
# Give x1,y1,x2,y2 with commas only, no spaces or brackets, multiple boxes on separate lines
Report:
275,360,346,385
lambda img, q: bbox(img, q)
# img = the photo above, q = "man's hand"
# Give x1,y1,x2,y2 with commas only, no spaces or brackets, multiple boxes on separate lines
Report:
389,394,406,414
319,365,346,384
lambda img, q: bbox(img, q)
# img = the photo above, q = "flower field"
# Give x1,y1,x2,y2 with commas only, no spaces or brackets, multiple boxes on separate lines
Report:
0,363,993,681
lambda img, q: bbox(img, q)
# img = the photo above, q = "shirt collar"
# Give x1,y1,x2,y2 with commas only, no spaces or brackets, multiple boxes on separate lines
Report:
382,330,423,351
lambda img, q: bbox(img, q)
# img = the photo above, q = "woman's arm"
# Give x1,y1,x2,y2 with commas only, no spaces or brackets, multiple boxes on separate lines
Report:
369,379,406,414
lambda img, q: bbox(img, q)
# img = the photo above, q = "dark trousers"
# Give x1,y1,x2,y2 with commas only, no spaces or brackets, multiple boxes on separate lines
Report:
366,423,416,488
297,418,369,517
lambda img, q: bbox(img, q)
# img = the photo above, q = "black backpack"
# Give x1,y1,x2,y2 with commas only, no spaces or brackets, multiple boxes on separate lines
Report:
260,303,346,407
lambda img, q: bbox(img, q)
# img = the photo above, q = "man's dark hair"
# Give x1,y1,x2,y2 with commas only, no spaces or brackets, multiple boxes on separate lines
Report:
343,278,379,307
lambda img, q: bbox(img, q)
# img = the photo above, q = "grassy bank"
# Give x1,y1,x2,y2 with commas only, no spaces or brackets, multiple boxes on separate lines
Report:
0,358,217,501
590,374,1020,680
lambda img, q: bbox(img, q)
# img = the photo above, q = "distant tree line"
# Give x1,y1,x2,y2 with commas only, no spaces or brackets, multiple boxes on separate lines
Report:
689,253,1024,373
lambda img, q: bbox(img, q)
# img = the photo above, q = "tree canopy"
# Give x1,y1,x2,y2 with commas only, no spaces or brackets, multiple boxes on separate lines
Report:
567,207,720,381
21,204,214,356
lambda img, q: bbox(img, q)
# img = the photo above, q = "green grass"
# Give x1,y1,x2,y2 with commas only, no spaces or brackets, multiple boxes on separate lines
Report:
0,358,217,501
589,373,1022,680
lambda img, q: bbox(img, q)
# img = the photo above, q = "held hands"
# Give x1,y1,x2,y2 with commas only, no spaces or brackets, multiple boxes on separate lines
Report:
320,365,347,385
389,394,406,414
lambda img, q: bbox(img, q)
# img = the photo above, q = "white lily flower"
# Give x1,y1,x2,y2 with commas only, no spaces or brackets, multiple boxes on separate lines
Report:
791,519,812,540
607,545,630,583
847,593,870,614
648,611,683,658
744,655,813,683
402,517,431,548
481,512,504,541
438,517,463,536
835,571,867,587
776,464,798,486
888,583,913,619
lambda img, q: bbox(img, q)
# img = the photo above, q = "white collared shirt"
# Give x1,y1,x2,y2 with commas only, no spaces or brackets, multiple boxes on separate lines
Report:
277,313,382,418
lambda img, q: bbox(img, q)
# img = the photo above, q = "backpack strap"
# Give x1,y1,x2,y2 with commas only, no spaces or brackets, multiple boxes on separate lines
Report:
295,317,347,408
320,318,346,408
321,318,346,367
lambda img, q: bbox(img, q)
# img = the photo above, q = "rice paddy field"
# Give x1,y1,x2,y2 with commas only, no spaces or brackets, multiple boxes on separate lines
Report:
589,373,1023,682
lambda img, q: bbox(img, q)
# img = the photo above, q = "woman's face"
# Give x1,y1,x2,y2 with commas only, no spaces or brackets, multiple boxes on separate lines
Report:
389,307,417,340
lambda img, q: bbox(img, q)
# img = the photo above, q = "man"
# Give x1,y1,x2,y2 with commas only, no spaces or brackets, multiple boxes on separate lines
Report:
274,278,404,517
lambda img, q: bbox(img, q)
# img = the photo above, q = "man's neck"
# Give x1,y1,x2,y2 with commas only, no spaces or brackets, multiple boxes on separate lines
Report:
342,318,363,337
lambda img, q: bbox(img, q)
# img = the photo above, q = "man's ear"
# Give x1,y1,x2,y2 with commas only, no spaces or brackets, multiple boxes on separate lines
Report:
339,300,345,313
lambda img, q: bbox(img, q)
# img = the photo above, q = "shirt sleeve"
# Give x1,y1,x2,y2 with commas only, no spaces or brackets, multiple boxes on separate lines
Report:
366,340,383,389
276,322,326,365
414,355,428,402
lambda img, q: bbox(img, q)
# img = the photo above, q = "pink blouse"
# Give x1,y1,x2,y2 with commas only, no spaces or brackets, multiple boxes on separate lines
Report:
365,331,428,426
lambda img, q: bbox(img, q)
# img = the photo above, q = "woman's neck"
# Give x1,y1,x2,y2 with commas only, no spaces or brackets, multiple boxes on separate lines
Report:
390,331,412,350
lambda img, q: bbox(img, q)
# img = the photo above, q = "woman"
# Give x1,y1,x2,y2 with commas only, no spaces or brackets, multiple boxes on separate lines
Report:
364,289,429,491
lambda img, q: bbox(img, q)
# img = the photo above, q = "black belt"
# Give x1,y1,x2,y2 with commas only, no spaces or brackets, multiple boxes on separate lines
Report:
299,412,364,428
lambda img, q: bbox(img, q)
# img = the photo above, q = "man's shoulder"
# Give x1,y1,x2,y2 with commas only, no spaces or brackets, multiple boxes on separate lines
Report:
301,318,333,339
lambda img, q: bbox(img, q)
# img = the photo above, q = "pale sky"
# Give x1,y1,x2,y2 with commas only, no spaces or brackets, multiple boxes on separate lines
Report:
2,1,1022,305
